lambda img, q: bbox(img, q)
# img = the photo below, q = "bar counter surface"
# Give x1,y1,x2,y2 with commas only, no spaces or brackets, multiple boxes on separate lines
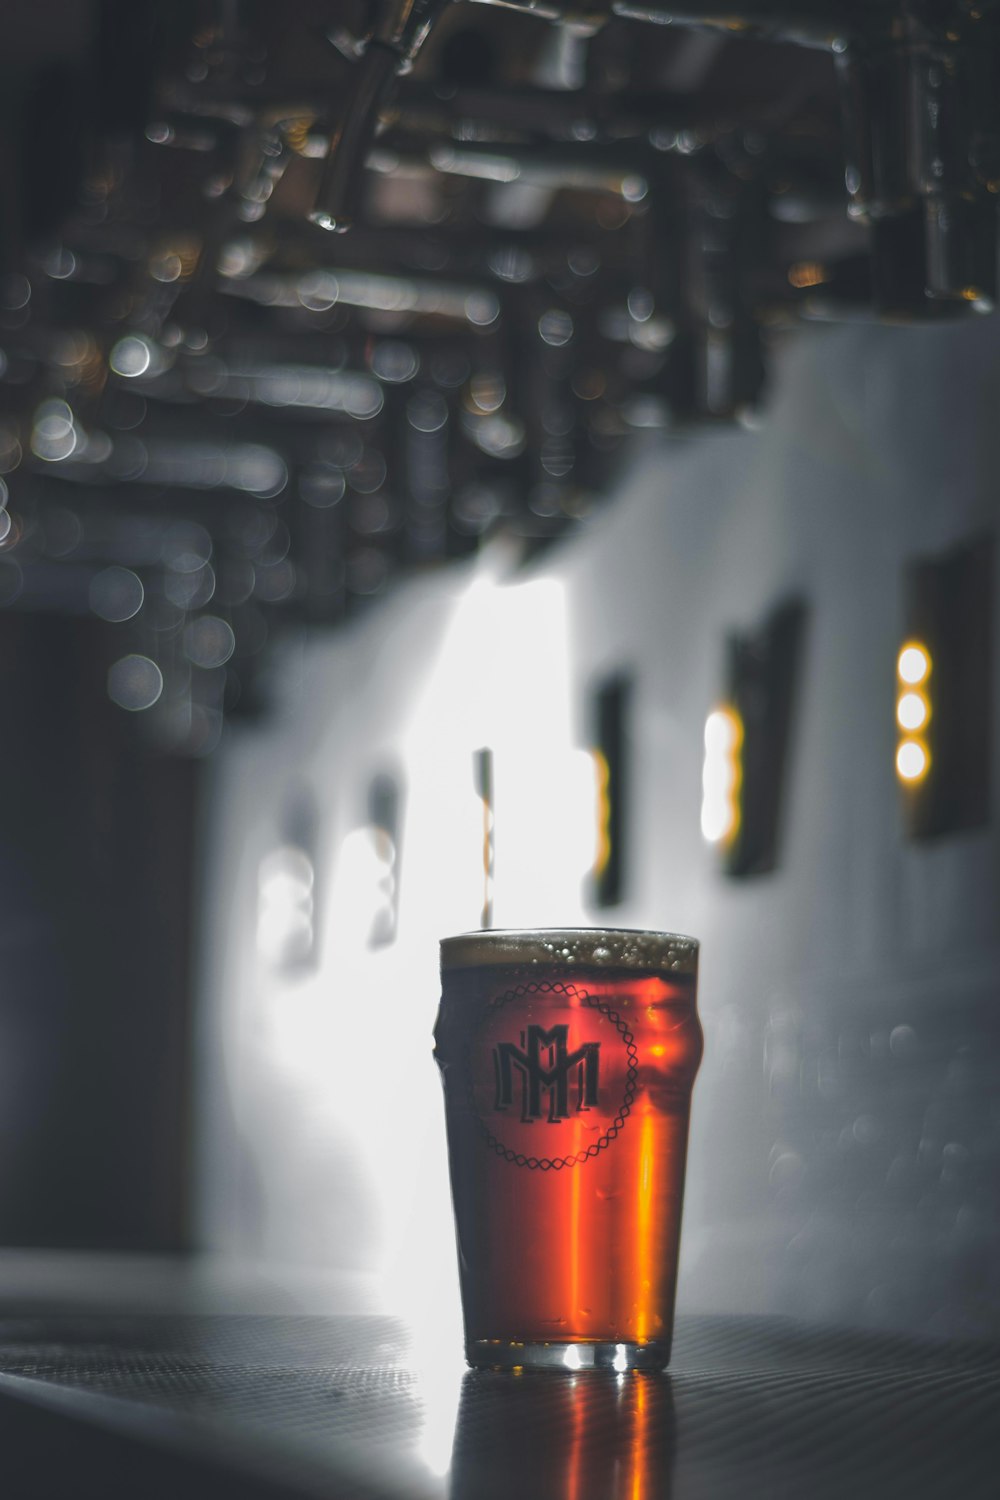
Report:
0,1254,995,1499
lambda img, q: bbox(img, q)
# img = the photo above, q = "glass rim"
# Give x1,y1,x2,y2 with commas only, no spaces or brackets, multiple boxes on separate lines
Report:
440,927,698,974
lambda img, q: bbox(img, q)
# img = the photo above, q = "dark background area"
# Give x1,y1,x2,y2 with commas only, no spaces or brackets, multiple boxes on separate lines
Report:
0,612,197,1248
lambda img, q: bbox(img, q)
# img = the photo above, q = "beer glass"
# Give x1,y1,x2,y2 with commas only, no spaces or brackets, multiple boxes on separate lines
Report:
434,928,702,1370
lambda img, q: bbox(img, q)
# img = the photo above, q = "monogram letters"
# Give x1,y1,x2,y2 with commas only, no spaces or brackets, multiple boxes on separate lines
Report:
493,1025,600,1124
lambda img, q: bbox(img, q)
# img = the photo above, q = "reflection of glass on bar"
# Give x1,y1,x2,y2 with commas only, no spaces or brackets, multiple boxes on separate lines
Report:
449,1364,676,1500
435,928,702,1370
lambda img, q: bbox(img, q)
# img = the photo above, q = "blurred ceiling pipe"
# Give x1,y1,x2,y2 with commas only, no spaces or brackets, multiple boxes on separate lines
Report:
389,80,751,141
609,0,1000,316
310,0,611,233
309,0,989,326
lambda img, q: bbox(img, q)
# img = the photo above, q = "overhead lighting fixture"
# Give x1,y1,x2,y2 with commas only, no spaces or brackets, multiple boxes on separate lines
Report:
895,640,932,787
700,705,743,848
257,845,315,971
702,599,807,876
590,675,631,908
897,537,992,837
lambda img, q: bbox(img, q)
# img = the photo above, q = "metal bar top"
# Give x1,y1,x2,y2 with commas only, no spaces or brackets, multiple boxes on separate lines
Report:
0,1289,995,1499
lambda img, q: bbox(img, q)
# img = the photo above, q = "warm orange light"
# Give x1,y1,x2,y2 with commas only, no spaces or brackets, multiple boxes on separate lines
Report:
896,738,930,783
592,748,612,877
284,115,317,156
703,705,742,755
701,705,743,846
569,1114,581,1330
634,1108,655,1343
896,690,929,732
630,1374,649,1500
898,641,931,685
896,642,932,790
788,260,830,290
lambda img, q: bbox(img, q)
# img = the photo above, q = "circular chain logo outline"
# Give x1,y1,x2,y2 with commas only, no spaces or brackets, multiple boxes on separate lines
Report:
466,980,638,1170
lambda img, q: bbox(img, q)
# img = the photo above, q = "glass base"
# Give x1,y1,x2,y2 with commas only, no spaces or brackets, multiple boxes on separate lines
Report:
466,1340,671,1372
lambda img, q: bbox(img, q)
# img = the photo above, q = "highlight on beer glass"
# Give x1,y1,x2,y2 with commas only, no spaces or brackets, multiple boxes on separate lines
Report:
434,929,702,1371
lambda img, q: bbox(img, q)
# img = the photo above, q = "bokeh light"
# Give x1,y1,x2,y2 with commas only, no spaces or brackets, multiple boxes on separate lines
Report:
107,654,164,711
184,615,236,669
896,690,929,732
257,845,315,968
109,334,157,378
897,643,931,685
701,706,743,846
896,738,929,783
90,566,145,623
31,400,79,463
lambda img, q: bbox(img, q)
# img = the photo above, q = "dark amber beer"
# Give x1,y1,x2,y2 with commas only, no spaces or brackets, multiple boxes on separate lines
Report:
435,929,702,1370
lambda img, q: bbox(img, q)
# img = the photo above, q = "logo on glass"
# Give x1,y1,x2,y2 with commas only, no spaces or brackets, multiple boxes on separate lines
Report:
493,1025,600,1123
466,981,638,1170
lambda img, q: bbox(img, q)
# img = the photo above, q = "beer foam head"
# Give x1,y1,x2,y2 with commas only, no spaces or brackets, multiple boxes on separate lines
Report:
440,927,698,975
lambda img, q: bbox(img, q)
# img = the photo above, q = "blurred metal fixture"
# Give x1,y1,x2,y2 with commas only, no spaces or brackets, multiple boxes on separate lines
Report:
310,0,610,231
1,0,999,750
608,1,1000,316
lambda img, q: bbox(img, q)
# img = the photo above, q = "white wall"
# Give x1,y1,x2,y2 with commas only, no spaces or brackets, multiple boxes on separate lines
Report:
196,316,1000,1340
